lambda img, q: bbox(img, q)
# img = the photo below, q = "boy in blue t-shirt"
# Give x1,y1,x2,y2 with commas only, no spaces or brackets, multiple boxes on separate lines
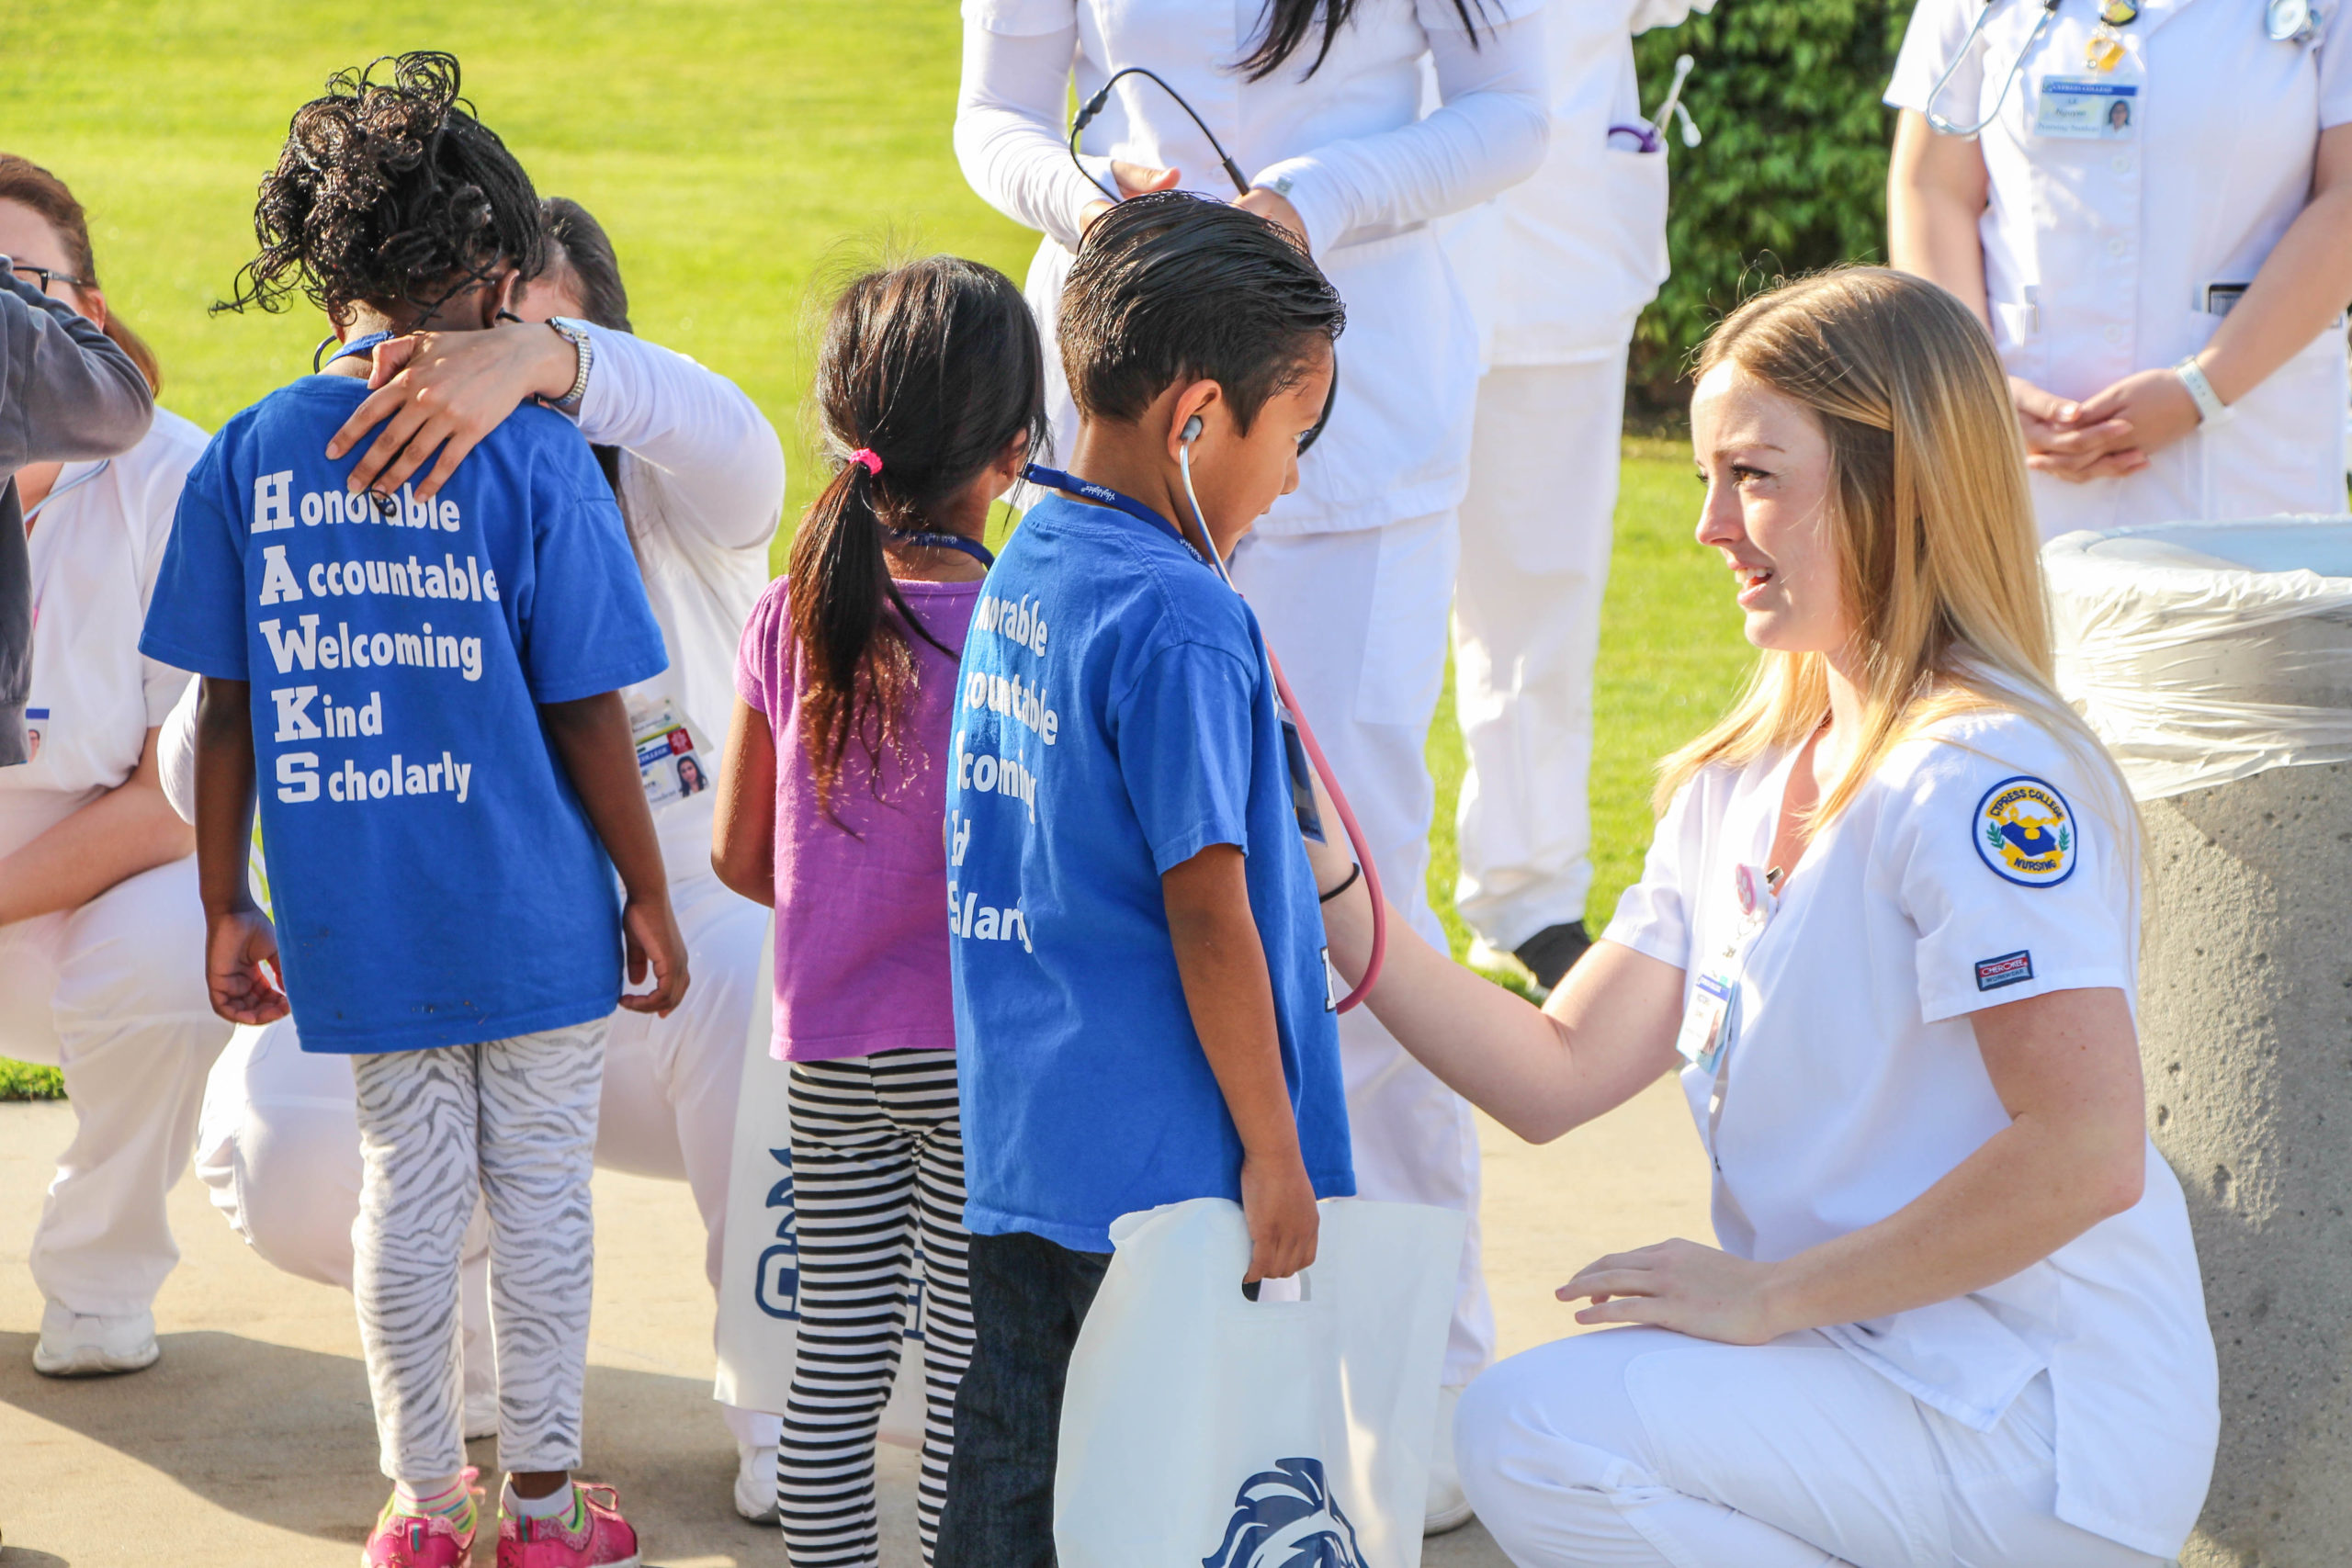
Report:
137,53,675,1566
937,192,1353,1562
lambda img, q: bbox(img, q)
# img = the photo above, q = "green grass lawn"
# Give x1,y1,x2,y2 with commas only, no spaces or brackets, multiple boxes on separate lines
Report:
1,5,1756,1096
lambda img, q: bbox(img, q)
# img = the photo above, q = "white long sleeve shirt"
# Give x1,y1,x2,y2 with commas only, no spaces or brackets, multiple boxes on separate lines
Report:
572,325,784,874
955,0,1549,535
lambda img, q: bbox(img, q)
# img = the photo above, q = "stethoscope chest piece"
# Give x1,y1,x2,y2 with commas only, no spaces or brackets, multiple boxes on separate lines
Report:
2267,0,2317,42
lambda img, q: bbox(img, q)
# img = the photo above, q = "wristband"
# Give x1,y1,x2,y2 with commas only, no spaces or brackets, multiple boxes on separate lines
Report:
1319,863,1362,904
2174,356,2233,426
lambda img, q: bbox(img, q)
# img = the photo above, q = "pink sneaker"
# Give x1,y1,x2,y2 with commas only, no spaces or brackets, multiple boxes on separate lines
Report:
496,1483,640,1568
361,1469,481,1568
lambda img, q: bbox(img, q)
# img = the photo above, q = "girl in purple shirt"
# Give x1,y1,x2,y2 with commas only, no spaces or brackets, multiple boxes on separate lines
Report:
712,255,1046,1568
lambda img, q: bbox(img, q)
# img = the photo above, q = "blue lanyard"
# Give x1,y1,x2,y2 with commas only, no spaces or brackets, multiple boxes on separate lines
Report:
1023,463,1203,563
891,529,996,570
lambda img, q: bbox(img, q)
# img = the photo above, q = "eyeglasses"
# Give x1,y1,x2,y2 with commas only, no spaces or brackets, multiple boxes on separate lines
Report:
9,263,90,297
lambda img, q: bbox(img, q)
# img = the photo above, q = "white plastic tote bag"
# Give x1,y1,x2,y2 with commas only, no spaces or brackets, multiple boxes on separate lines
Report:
710,925,923,1445
1055,1196,1467,1568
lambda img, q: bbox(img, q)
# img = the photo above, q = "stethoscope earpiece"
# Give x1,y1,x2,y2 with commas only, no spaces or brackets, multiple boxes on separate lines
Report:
1182,414,1204,444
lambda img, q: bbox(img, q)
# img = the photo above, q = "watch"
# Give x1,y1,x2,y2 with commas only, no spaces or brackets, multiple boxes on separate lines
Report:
545,317,594,413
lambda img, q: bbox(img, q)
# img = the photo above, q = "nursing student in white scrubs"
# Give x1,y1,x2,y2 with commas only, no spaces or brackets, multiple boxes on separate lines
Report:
158,199,788,1507
0,160,232,1379
1308,269,2219,1565
1439,0,1690,992
1888,0,2352,537
955,6,1548,1512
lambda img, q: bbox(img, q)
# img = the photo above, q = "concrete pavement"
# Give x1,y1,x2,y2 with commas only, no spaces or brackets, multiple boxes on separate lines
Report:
0,1077,1711,1566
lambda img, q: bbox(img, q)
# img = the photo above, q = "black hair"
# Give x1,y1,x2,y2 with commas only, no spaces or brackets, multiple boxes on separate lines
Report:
1239,0,1490,82
220,51,546,322
788,256,1048,825
542,197,631,333
1058,191,1344,434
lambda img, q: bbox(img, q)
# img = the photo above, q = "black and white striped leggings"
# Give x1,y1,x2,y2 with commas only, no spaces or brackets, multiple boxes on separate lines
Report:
777,1048,972,1568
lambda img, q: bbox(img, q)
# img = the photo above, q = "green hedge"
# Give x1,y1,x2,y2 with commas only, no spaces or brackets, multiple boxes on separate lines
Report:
0,1059,65,1100
1630,0,1914,423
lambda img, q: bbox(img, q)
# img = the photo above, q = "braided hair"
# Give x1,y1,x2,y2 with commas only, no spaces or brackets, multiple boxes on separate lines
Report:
220,51,545,321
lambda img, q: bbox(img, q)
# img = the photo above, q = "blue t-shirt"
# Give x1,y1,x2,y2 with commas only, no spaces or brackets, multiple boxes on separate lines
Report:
948,490,1353,1252
139,374,668,1053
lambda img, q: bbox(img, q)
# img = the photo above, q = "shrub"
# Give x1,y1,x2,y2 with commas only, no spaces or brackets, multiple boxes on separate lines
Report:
1630,0,1914,425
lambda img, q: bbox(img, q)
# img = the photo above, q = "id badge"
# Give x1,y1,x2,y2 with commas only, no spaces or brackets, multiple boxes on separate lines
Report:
1675,969,1736,1074
2035,75,2138,139
628,695,709,808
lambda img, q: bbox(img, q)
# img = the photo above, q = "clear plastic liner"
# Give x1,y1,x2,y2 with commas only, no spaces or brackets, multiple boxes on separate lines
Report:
2043,518,2352,801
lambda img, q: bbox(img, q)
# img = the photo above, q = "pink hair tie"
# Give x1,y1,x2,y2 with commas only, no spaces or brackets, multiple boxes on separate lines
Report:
848,447,883,476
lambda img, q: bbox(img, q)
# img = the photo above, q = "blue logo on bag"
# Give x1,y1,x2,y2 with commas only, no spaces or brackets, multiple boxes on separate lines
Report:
1202,1458,1366,1568
753,1145,799,1320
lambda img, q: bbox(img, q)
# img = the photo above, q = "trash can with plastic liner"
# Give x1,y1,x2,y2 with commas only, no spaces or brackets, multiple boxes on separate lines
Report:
2046,518,2352,1568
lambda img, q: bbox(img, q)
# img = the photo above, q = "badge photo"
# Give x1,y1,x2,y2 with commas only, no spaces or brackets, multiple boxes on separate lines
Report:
1974,774,2076,887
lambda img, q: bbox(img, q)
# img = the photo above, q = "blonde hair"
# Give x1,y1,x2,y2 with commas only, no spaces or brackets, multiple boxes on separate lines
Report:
1659,267,2123,829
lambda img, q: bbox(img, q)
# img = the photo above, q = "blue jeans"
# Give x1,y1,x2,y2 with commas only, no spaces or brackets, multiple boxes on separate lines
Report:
934,1230,1112,1568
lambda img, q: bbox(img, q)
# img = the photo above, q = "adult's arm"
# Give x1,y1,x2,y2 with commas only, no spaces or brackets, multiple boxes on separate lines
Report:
327,322,786,553
1251,10,1551,255
954,10,1551,257
2068,121,2352,448
1307,789,1685,1143
1564,986,2148,1344
954,16,1104,254
0,265,153,470
0,727,196,925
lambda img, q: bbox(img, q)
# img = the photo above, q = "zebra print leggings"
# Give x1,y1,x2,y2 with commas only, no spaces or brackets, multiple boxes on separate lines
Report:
351,1020,606,1483
778,1049,972,1568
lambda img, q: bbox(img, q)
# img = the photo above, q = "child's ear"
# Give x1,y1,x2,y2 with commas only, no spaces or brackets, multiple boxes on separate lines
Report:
1165,378,1223,463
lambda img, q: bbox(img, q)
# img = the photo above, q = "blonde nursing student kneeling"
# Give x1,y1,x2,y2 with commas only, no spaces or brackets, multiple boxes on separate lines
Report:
1307,268,2217,1567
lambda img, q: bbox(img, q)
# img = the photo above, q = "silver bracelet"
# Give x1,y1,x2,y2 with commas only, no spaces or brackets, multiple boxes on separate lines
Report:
545,317,594,413
2174,356,2233,426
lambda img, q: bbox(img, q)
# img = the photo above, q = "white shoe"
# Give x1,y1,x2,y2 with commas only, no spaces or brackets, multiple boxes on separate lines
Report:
733,1439,779,1524
1425,1384,1476,1536
32,1302,160,1378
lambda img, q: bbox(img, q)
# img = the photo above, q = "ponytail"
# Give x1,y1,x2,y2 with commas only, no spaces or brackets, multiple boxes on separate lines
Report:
788,256,1048,827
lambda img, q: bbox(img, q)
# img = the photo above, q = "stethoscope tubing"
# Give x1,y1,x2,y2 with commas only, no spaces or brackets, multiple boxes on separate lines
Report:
1924,0,2064,138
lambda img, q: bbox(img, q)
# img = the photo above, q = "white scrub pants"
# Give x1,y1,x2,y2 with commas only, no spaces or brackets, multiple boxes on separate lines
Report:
194,870,778,1446
1458,1327,2165,1568
1451,356,1623,954
0,854,232,1320
1228,509,1497,1388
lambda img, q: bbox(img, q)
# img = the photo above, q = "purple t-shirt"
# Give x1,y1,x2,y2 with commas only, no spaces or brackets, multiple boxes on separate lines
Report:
736,575,980,1061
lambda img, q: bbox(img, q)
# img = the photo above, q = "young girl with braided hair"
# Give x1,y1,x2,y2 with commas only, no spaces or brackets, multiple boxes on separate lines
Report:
712,255,1046,1567
140,52,678,1568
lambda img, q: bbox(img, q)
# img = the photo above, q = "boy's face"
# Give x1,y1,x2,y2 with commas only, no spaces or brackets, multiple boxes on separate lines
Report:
1188,344,1335,555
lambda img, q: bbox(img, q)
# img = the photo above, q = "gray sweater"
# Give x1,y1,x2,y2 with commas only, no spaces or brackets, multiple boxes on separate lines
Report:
0,261,154,766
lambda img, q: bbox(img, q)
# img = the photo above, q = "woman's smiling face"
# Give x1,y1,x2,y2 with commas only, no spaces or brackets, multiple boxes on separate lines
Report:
1690,362,1853,659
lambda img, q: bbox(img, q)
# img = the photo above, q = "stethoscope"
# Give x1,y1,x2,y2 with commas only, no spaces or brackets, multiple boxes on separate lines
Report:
1926,0,2324,137
1608,53,1702,153
1063,64,1341,453
1021,438,1390,1011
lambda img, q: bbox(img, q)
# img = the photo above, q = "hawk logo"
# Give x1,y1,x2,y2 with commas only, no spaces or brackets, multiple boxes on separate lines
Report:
753,1145,799,1321
1202,1458,1367,1568
1973,775,2076,888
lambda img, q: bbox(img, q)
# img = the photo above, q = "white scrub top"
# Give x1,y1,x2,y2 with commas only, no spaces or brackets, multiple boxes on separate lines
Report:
1605,703,2218,1560
956,0,1550,535
1437,0,1673,367
1889,0,2352,537
0,408,204,863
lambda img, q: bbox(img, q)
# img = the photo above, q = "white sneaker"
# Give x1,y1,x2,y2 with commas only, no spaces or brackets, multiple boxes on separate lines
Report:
1425,1384,1476,1536
32,1302,160,1378
733,1439,779,1524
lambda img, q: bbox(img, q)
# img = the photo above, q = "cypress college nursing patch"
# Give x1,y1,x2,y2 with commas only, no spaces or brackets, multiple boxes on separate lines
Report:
1974,775,2075,887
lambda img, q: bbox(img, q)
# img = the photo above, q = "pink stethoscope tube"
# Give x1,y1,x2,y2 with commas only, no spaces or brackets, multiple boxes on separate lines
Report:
1264,646,1387,1013
1180,441,1387,1012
